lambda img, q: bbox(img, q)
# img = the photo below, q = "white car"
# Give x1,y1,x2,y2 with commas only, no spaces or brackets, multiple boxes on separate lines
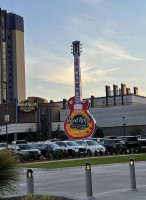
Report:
0,143,6,150
76,140,106,154
55,141,80,155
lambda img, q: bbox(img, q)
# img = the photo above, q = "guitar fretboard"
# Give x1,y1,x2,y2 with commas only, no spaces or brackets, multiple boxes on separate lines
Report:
72,41,82,105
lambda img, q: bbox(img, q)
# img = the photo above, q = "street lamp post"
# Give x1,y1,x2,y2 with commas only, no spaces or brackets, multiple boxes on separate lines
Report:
4,104,9,147
122,116,126,136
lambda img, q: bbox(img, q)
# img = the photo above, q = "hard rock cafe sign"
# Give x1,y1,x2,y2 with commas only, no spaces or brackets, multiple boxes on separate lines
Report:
64,41,96,139
18,100,37,112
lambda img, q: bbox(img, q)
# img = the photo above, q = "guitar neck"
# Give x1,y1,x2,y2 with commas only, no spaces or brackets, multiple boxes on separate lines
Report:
72,41,82,105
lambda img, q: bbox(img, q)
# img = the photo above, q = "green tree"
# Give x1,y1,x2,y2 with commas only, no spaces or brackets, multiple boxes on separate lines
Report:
0,150,20,196
25,128,36,142
52,125,68,140
38,114,51,141
129,126,142,136
94,126,104,138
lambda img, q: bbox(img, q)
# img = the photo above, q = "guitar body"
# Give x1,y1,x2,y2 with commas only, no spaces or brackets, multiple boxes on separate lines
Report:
64,97,96,139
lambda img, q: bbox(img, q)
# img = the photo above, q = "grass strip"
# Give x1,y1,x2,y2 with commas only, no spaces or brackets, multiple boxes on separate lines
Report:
20,154,146,169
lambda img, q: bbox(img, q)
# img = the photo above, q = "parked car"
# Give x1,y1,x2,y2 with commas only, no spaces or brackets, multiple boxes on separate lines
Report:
34,143,62,157
99,139,126,153
137,139,146,150
11,140,28,145
137,134,146,139
0,142,6,150
55,141,80,155
76,140,105,155
118,136,138,150
104,136,117,139
10,144,41,160
33,143,49,156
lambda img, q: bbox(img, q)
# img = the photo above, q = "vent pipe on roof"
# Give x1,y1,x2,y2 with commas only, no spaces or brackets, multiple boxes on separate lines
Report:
91,95,94,108
113,85,118,106
121,84,126,105
134,87,138,95
126,88,131,94
63,98,67,109
105,85,110,106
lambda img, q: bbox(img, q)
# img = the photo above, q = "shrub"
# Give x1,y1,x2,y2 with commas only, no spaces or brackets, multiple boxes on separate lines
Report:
99,150,103,156
94,150,98,156
21,194,55,200
105,149,108,155
78,151,81,157
58,152,63,159
52,152,57,159
39,195,55,200
65,151,69,158
0,150,21,196
133,149,136,154
129,149,132,154
72,150,76,158
83,152,86,157
109,149,113,155
115,149,118,155
124,149,127,154
88,150,93,157
45,151,51,159
119,149,123,154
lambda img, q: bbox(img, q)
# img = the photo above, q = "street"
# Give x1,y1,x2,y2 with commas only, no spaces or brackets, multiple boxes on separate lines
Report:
8,161,146,200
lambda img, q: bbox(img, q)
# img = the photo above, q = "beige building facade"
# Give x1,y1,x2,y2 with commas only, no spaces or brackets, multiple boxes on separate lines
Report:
0,9,26,104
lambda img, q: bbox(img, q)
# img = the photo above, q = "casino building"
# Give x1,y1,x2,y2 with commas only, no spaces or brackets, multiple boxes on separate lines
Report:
54,84,146,137
0,8,146,142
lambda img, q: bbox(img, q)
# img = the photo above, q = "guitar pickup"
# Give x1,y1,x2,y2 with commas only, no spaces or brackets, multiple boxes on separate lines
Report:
74,104,82,109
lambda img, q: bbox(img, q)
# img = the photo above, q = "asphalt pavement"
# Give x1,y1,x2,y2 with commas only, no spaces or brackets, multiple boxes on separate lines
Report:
6,161,146,200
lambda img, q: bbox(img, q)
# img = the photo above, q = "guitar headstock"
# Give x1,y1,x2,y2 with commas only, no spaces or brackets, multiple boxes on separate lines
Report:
71,41,82,56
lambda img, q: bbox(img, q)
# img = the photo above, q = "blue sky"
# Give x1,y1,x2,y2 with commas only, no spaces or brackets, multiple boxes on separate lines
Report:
1,0,146,101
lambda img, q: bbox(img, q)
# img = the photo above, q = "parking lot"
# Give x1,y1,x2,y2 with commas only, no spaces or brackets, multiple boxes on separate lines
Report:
7,161,146,200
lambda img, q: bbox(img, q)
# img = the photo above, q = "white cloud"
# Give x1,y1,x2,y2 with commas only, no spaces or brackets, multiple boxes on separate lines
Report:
26,36,143,92
83,37,144,61
26,48,74,85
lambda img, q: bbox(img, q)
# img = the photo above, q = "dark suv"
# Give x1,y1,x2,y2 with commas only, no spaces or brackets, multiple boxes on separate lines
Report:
118,136,138,150
99,139,126,153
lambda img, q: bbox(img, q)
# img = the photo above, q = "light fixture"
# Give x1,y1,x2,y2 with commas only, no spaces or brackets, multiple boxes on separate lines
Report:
27,169,33,178
129,158,134,166
86,162,91,170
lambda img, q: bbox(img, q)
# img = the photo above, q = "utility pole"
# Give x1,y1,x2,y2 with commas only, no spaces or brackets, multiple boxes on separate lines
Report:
122,116,126,136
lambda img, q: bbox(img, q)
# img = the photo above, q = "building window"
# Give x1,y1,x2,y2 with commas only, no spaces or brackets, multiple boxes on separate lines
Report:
117,99,121,103
109,100,113,104
102,100,105,104
125,98,129,102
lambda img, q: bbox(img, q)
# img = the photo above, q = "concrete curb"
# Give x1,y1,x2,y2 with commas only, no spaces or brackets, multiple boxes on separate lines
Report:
2,195,77,200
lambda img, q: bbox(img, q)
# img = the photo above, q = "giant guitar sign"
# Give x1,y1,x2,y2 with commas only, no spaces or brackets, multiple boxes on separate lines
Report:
64,41,96,139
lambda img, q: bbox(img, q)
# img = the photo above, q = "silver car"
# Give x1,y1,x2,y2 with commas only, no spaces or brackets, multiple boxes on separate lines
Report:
76,140,105,154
